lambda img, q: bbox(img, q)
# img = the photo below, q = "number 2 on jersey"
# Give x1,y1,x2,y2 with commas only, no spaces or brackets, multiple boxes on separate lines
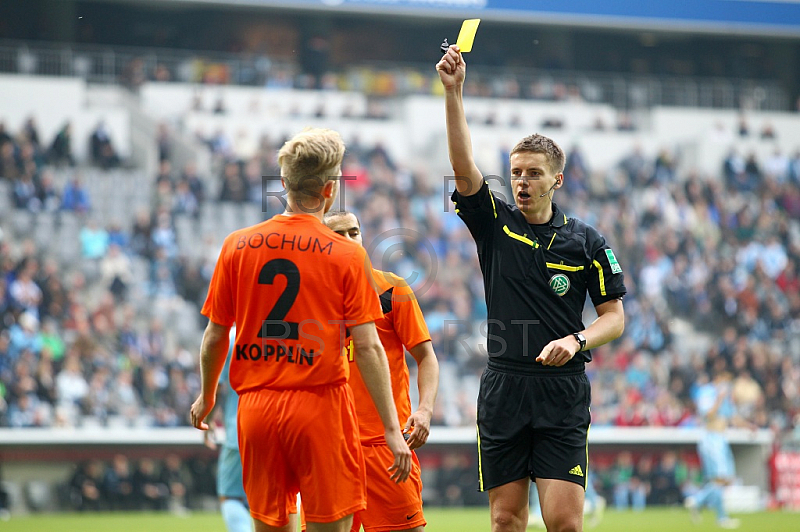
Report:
257,259,300,339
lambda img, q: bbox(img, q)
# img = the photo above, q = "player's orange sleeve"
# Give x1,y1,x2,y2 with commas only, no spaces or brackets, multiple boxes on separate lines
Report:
347,271,432,445
201,234,236,327
344,247,383,326
387,277,431,351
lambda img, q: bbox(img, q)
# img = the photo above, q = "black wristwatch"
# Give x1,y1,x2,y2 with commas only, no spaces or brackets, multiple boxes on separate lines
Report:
572,332,587,352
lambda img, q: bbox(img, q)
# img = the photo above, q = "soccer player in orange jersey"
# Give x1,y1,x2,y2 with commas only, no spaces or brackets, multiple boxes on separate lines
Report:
190,128,412,532
324,210,440,532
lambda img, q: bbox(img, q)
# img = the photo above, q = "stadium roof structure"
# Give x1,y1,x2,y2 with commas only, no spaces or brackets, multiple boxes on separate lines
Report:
126,0,800,38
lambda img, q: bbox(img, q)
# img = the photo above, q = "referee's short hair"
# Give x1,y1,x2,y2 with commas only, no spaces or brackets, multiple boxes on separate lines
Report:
510,134,565,175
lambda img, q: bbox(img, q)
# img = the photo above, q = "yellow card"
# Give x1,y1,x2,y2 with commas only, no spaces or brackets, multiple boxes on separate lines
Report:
456,19,481,53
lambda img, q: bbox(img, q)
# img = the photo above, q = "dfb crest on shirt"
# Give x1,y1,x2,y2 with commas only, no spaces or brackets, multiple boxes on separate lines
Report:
549,274,570,296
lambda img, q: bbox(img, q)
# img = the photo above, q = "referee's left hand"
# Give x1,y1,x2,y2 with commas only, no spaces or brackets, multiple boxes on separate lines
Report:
536,337,579,367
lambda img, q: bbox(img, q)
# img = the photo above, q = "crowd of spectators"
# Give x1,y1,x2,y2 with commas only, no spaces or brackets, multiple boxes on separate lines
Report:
63,453,212,513
0,117,208,430
584,139,800,434
2,111,800,436
0,117,122,215
113,47,795,114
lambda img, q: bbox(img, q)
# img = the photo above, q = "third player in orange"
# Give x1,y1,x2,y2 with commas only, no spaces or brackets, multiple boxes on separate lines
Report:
325,210,440,532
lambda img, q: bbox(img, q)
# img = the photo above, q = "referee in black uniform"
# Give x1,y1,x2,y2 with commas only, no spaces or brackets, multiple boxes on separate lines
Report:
437,46,626,532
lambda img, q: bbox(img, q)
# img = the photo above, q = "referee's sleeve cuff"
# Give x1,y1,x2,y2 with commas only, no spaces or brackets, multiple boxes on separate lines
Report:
593,293,626,305
451,180,489,208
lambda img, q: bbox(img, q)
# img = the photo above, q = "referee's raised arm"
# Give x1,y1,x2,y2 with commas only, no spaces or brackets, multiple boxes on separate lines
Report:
437,44,483,197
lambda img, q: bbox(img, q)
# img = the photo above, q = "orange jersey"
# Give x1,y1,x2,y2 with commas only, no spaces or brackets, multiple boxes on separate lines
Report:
202,214,383,392
345,270,431,445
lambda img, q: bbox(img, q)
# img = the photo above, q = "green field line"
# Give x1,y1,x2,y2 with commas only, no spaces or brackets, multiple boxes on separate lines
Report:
2,508,799,532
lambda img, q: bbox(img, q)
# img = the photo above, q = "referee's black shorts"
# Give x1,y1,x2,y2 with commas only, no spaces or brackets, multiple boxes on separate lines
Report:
476,363,591,492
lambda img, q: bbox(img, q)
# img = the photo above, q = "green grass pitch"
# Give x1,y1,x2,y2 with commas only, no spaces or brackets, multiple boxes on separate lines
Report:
2,508,798,531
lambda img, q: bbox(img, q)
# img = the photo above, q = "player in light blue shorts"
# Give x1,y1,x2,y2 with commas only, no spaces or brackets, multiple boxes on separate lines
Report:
685,371,740,529
698,431,736,481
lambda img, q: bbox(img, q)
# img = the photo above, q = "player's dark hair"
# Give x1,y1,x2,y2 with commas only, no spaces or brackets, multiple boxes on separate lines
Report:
324,210,361,227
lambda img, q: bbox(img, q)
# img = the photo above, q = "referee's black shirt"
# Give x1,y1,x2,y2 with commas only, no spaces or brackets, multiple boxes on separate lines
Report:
452,181,626,374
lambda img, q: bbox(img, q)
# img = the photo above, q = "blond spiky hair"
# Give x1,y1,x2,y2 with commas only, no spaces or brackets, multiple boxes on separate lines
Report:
278,128,345,193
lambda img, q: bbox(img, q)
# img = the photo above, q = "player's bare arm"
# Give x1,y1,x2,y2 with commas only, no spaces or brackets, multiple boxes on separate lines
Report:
190,320,231,430
405,340,439,451
351,322,413,483
537,299,624,367
437,45,483,197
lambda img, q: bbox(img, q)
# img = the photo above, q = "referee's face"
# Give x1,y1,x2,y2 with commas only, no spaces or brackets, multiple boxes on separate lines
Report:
510,151,561,212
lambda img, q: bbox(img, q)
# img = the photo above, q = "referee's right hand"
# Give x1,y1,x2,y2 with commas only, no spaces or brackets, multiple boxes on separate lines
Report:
536,336,579,367
436,45,466,90
385,428,413,483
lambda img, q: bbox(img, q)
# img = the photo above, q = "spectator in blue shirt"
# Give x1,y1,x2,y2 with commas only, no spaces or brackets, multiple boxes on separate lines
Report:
62,177,91,213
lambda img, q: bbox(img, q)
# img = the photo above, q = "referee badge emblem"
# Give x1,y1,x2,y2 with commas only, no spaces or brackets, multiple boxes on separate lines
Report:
606,249,622,274
549,274,570,296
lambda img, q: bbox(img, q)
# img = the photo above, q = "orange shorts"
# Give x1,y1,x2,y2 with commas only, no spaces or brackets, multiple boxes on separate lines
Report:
351,446,425,532
238,384,366,527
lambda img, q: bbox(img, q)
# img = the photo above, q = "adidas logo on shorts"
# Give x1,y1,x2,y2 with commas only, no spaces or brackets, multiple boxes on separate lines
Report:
569,465,584,477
